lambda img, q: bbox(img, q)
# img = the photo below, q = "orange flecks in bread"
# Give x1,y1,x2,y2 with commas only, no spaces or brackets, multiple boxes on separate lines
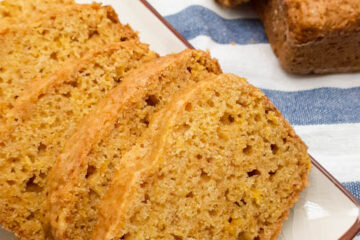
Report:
0,41,156,240
48,49,221,240
93,74,311,240
0,2,137,118
0,0,74,28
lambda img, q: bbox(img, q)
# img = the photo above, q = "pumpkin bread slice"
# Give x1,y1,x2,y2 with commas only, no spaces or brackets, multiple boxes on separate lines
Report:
48,49,221,240
93,74,311,240
0,2,137,118
0,41,156,240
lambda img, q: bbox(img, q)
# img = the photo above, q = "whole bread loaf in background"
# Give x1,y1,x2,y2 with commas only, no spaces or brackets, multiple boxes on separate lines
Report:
255,0,360,74
93,74,311,240
0,3,137,118
0,0,74,28
0,41,157,240
48,49,221,240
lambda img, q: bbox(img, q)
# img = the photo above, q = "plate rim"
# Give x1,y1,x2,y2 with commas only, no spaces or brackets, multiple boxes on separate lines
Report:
139,1,360,239
310,156,360,240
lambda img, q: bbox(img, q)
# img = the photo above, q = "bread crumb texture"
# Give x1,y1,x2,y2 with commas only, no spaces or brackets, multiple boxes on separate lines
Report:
93,74,311,240
0,0,74,28
0,41,156,240
0,3,137,118
48,49,221,240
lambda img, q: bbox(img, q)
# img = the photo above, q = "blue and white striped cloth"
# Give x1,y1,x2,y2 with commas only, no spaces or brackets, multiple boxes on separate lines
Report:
148,0,360,203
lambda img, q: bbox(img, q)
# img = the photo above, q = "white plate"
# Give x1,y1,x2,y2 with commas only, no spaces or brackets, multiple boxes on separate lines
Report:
1,0,359,239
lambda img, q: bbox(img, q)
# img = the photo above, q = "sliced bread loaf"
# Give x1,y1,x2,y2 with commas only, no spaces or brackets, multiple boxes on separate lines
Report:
0,3,137,117
92,74,311,240
0,0,74,28
0,41,157,240
48,50,221,240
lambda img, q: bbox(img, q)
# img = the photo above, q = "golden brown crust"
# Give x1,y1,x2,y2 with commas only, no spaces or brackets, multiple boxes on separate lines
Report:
285,0,360,44
48,50,221,240
216,0,250,7
92,108,167,239
256,0,360,74
93,74,311,240
258,96,310,240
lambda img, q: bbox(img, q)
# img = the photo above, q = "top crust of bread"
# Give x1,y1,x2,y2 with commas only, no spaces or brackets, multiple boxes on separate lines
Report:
279,0,360,44
255,0,360,74
216,0,250,7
